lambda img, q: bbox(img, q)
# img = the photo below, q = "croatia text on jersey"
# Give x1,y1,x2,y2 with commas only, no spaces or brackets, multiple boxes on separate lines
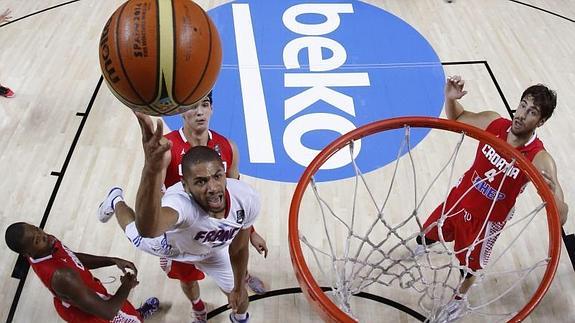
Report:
481,143,520,179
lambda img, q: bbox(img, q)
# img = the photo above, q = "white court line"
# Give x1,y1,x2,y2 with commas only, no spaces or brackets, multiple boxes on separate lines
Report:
232,4,275,163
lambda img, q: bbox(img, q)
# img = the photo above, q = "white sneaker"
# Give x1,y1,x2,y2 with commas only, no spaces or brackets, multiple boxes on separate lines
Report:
414,244,426,257
97,187,123,223
436,297,467,322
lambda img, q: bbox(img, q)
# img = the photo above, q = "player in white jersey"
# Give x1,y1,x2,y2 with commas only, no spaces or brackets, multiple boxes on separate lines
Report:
125,179,259,268
104,113,257,323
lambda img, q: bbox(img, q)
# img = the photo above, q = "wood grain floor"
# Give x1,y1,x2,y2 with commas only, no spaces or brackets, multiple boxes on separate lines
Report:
1,0,574,322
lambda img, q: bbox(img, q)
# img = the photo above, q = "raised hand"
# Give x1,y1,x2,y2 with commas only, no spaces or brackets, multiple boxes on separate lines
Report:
134,112,172,172
445,75,468,101
250,231,268,258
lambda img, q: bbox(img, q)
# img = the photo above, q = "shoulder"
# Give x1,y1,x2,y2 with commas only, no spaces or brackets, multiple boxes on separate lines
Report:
227,179,257,195
163,183,193,211
484,116,511,132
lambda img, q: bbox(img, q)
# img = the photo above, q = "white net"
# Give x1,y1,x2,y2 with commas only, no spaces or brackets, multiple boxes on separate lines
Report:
295,124,555,322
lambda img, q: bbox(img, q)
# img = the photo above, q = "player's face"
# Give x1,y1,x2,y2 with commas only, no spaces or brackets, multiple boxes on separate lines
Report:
182,96,213,132
21,224,56,258
511,95,544,136
183,160,227,216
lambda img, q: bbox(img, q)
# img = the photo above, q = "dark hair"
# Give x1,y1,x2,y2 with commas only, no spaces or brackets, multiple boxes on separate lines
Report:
181,146,223,178
5,222,27,254
521,84,557,120
206,91,213,104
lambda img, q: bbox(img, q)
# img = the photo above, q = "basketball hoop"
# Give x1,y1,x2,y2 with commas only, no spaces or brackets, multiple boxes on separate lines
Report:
289,117,561,322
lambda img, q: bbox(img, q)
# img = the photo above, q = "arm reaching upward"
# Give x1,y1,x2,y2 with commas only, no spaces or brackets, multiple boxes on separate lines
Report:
444,75,500,130
134,112,179,237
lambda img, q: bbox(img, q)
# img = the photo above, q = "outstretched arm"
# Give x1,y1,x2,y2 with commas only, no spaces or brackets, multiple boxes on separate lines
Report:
51,268,139,320
533,151,569,225
444,75,500,130
134,112,179,237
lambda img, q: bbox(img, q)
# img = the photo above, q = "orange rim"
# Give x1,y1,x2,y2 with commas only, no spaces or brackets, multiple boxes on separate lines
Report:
288,116,561,322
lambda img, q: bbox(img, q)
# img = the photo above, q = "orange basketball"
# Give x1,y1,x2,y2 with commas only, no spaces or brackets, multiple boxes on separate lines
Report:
99,0,222,116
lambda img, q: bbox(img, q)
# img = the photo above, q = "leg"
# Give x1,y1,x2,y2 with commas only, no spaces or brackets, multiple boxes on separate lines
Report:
114,201,135,231
195,248,250,320
160,260,207,322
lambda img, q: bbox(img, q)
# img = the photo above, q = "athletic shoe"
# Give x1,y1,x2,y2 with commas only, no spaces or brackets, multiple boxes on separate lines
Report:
97,187,123,223
413,244,426,257
137,297,160,319
192,300,207,323
229,312,250,323
436,297,467,322
0,86,14,98
246,273,266,295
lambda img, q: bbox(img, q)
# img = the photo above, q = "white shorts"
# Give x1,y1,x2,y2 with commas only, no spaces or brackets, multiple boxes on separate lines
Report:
125,222,235,293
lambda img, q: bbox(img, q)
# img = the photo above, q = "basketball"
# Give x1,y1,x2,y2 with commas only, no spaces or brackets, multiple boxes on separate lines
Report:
98,0,222,116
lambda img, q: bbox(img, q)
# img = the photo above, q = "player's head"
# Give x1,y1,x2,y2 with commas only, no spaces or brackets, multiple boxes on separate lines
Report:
5,222,55,258
180,146,227,215
182,91,213,133
512,85,557,136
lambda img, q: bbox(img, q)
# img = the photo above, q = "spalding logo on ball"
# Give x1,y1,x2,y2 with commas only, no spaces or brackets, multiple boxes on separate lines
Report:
99,0,222,116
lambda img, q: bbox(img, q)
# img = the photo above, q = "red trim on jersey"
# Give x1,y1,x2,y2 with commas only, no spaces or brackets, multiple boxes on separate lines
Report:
28,239,141,322
164,128,234,188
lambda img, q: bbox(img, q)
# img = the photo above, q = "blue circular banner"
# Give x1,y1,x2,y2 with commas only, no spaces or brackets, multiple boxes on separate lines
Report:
163,0,445,182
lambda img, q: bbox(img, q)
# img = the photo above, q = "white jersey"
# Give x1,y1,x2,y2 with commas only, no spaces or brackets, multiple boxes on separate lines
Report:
131,179,260,263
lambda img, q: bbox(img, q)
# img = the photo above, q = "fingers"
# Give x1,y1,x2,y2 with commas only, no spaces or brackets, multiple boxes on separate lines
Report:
128,262,138,275
153,118,165,142
447,75,465,88
260,244,269,258
134,111,154,141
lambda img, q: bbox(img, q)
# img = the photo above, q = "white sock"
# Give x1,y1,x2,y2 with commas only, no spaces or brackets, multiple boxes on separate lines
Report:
234,313,247,320
111,196,124,210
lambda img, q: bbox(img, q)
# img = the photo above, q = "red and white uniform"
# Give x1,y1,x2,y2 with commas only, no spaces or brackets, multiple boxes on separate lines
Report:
164,128,234,188
28,239,141,323
423,118,544,270
125,179,260,292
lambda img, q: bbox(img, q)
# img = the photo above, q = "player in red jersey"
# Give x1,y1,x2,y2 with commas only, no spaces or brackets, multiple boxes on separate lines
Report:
416,76,569,319
99,92,268,323
5,222,160,323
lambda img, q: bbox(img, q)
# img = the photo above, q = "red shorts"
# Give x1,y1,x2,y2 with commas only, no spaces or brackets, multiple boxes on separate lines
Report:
422,202,507,271
159,258,205,282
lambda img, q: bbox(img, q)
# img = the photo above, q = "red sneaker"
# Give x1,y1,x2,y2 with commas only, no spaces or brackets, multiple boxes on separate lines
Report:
0,86,14,98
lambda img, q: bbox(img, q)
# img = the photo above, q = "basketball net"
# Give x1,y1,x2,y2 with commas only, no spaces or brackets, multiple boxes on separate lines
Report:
289,117,560,323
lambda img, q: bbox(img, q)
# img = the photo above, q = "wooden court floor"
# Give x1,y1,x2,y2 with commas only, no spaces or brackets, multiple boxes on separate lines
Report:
1,0,574,322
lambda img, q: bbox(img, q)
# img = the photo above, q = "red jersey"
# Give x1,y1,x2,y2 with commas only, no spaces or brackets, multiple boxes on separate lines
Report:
164,128,234,187
28,239,141,323
447,118,545,222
